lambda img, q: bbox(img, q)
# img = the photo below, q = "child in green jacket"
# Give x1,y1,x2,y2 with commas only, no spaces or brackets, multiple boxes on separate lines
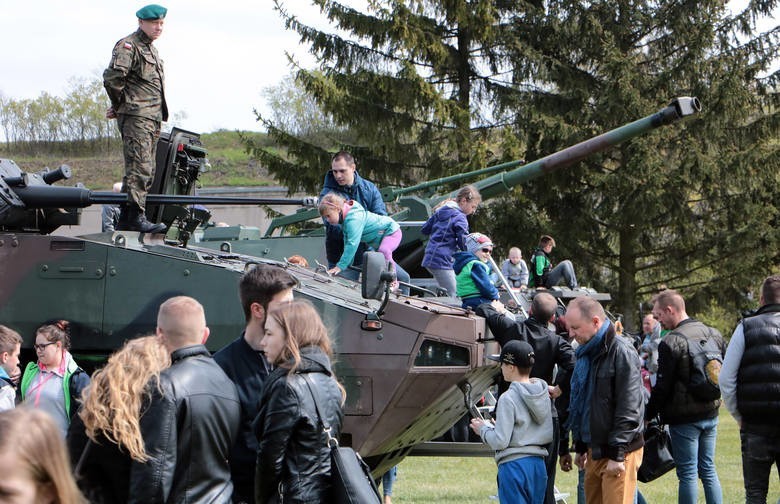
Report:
319,193,402,280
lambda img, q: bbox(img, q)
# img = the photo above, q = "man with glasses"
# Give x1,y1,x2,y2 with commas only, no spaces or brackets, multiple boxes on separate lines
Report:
453,232,499,309
318,151,410,291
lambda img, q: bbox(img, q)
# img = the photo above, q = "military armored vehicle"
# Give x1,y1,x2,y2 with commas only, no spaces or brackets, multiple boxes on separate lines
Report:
0,97,699,475
197,97,702,285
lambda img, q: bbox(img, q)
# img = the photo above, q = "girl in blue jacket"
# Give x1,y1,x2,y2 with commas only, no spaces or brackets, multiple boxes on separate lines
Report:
421,185,481,296
319,193,402,281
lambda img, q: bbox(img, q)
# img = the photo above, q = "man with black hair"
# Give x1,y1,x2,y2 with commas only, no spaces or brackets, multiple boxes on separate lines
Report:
720,275,780,504
213,265,297,504
319,151,410,292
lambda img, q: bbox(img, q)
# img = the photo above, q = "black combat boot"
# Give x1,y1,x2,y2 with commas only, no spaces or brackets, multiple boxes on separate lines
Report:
115,205,131,231
123,206,167,234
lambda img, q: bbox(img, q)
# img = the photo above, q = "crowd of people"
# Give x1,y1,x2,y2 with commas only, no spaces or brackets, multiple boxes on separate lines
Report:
2,273,776,504
2,5,775,503
0,265,348,504
474,278,780,504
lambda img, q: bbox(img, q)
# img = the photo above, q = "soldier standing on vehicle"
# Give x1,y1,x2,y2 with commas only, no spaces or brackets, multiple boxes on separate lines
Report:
103,4,168,234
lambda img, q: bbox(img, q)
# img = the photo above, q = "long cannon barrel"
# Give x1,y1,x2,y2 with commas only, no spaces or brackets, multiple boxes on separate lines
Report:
9,185,317,208
379,163,513,201
444,97,701,201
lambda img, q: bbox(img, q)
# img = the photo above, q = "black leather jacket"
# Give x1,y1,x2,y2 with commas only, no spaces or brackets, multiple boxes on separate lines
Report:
129,345,241,503
645,318,725,425
254,347,344,504
574,324,645,461
476,303,575,413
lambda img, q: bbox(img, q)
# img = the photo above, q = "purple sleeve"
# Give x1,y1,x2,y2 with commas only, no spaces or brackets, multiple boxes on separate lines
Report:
452,213,469,251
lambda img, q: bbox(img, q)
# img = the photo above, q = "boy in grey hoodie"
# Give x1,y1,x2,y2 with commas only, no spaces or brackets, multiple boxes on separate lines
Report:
471,340,553,504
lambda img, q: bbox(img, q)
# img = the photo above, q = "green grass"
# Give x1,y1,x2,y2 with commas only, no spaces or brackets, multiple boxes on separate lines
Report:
5,131,279,189
393,410,779,503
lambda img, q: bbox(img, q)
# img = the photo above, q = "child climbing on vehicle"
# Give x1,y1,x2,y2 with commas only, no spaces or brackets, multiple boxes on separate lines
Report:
319,193,402,288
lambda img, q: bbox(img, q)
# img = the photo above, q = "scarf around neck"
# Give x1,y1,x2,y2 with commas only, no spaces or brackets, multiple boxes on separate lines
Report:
566,319,610,442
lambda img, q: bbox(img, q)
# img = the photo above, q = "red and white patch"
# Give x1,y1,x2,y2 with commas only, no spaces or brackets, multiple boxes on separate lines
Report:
123,42,133,50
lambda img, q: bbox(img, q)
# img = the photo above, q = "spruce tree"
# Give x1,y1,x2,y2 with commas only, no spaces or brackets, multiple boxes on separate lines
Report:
259,0,778,326
250,0,526,192
480,0,779,326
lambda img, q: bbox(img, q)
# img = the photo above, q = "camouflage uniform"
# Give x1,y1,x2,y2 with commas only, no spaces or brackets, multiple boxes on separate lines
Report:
103,29,168,211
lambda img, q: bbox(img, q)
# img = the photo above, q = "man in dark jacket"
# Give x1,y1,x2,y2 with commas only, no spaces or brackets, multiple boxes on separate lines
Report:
646,289,725,504
130,296,240,503
565,296,644,504
318,151,410,291
477,292,575,504
213,265,296,504
721,275,780,504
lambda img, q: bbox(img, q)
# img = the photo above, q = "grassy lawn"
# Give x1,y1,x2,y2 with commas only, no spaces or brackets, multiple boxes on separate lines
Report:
6,130,276,190
394,410,779,503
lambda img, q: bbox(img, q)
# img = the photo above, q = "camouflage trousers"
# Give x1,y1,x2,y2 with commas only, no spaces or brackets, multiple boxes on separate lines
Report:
117,114,161,211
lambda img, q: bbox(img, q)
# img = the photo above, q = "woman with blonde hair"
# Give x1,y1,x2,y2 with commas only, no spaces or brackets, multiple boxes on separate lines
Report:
0,407,86,504
254,300,346,504
67,335,170,503
318,192,402,289
20,320,90,436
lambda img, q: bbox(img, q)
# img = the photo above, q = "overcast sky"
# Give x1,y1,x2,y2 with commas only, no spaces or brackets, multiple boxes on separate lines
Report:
1,0,322,134
1,1,774,137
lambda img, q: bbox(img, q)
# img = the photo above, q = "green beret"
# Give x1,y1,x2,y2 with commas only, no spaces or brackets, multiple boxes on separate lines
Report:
136,4,167,20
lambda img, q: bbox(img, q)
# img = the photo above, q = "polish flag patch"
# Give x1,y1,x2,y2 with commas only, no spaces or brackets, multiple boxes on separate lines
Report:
123,42,132,50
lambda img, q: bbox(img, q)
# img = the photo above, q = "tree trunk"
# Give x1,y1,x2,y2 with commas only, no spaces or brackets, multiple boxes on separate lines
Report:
617,226,639,331
456,25,471,164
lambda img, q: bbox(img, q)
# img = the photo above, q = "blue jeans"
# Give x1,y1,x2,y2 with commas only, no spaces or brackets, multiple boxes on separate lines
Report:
545,260,578,289
669,417,722,504
381,466,397,497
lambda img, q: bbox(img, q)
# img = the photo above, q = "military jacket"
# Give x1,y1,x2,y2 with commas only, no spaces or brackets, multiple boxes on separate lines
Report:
103,29,168,121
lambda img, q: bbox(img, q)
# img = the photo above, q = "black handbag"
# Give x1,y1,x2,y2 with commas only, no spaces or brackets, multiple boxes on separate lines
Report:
638,418,676,483
302,374,381,504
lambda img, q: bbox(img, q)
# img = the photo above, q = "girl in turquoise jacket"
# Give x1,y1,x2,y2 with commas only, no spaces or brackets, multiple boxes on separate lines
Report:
319,193,402,278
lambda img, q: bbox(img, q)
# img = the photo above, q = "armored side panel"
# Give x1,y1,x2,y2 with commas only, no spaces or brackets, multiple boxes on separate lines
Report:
0,230,493,476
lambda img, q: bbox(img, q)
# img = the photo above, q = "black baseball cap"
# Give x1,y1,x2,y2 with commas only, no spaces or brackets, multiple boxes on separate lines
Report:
488,340,535,368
